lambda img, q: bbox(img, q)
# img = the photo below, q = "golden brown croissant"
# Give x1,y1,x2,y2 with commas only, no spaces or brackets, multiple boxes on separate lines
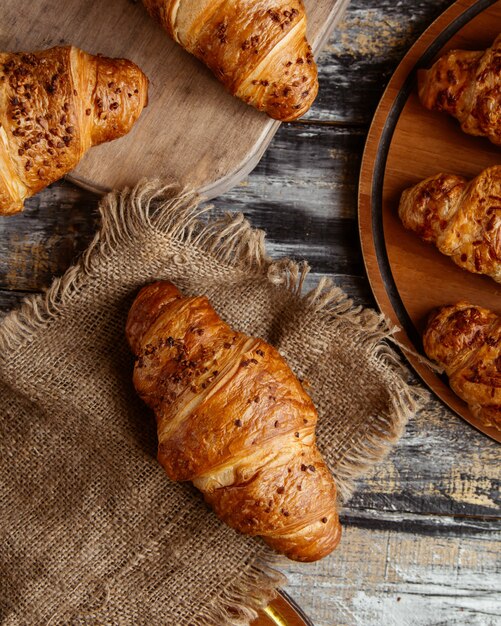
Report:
0,46,148,215
423,302,501,431
126,281,341,562
418,34,501,145
398,167,501,282
142,0,318,121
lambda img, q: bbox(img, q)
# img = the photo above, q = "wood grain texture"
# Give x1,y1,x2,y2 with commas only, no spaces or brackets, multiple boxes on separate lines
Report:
359,0,501,442
0,183,98,291
1,1,500,624
277,523,501,626
304,0,454,123
0,0,348,199
350,397,501,519
0,289,31,313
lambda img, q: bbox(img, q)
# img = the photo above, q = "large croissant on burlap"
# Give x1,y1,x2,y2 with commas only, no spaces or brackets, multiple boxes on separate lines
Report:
126,281,341,562
418,34,501,145
423,302,501,431
398,166,501,283
142,0,318,121
0,46,148,215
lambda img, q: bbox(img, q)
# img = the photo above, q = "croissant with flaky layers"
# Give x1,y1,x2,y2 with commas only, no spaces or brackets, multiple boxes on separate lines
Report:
418,34,501,145
398,166,501,282
423,302,501,431
142,0,318,121
126,281,341,562
0,46,148,215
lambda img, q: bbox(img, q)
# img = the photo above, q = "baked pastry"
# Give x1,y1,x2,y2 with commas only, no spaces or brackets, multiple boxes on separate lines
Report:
398,166,501,282
418,34,501,145
0,46,148,215
126,281,341,562
142,0,318,121
423,302,500,431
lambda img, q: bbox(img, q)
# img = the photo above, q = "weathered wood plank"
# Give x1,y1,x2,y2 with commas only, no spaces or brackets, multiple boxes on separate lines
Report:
340,508,500,535
0,182,97,291
221,124,364,223
279,522,501,626
305,0,455,123
350,390,501,520
0,289,32,317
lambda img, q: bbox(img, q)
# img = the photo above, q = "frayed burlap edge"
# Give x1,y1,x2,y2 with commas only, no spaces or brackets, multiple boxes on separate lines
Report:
0,182,426,625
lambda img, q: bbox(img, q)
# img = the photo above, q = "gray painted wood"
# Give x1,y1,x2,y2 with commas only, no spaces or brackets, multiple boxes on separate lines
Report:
305,0,455,123
1,1,500,624
277,521,501,626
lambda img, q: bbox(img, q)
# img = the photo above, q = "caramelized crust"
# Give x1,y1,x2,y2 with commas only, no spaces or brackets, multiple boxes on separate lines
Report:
398,167,501,282
126,281,341,562
142,0,318,121
418,34,501,145
0,46,148,215
423,302,500,430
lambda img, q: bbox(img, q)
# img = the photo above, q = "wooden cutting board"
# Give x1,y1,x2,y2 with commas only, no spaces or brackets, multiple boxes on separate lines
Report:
359,0,501,442
0,0,349,198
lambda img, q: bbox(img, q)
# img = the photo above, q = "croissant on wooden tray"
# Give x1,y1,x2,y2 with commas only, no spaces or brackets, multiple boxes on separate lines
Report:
418,34,501,145
423,302,501,431
142,0,318,121
0,46,148,215
398,166,501,282
126,281,341,562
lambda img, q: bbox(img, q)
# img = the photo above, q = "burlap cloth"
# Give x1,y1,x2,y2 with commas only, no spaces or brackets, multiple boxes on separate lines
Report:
0,184,422,625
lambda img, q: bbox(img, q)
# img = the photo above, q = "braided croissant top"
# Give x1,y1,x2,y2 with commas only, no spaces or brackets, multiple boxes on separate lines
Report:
0,46,148,215
423,302,500,431
418,34,501,145
142,0,318,121
398,167,501,282
126,281,341,562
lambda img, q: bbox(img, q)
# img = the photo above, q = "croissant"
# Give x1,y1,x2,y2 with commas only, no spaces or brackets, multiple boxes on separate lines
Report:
126,281,341,562
398,166,501,282
142,0,318,121
418,34,501,145
0,46,148,215
423,302,501,431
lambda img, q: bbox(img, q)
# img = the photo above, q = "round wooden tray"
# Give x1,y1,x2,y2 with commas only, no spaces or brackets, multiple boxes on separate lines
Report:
358,0,501,442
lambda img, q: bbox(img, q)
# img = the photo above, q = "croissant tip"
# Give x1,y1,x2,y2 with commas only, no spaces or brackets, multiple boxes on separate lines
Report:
266,77,319,122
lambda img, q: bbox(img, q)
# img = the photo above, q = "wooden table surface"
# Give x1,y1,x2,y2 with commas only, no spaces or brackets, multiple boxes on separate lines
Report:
1,1,500,624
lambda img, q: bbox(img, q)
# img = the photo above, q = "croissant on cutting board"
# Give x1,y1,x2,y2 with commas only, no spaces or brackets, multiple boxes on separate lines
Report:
126,281,341,562
0,46,148,215
423,302,500,431
418,34,501,145
398,166,501,282
142,0,318,121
